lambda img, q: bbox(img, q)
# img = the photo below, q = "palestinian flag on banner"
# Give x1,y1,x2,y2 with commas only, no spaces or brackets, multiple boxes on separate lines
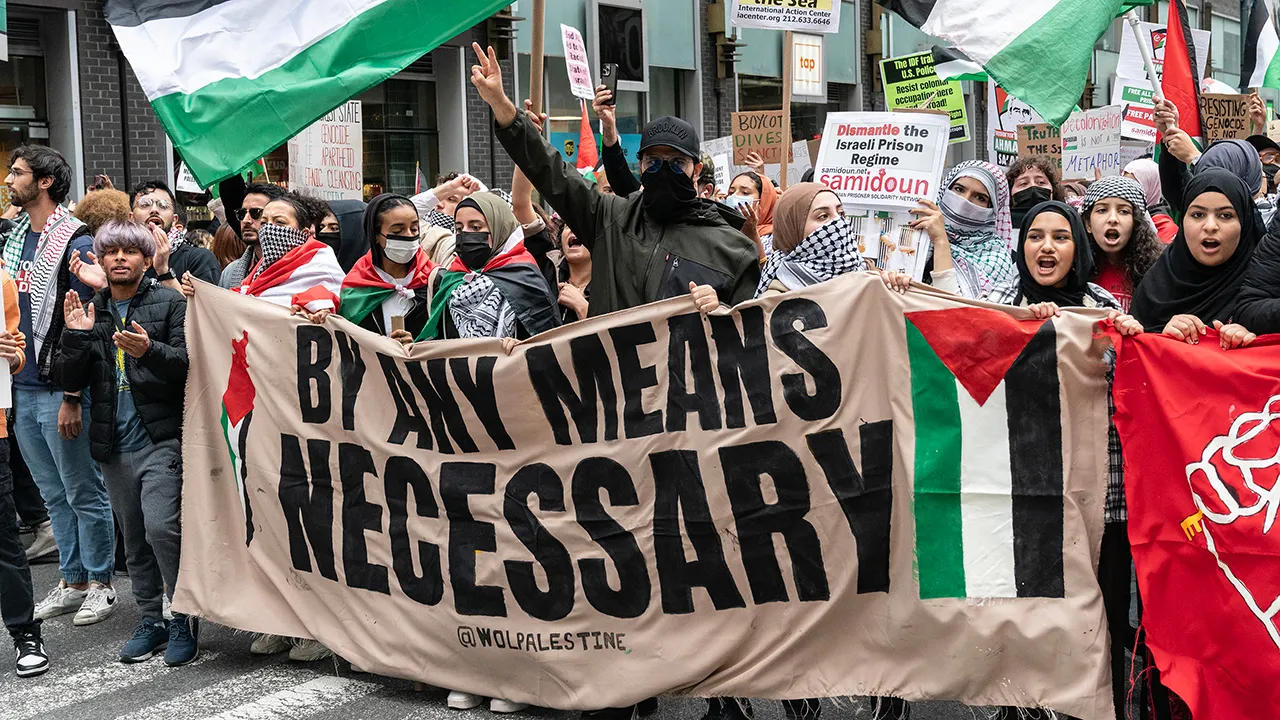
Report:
1243,0,1280,90
576,100,599,184
220,332,255,546
104,0,511,187
906,308,1064,600
882,0,1138,124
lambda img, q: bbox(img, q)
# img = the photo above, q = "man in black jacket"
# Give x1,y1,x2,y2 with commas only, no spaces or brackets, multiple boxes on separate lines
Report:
57,219,197,668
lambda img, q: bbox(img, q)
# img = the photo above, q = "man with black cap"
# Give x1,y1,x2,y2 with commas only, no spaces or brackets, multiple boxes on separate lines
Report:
471,43,759,318
1246,134,1280,195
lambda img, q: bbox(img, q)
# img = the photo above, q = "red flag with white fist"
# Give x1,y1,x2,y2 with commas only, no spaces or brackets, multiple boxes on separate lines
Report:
1113,332,1280,720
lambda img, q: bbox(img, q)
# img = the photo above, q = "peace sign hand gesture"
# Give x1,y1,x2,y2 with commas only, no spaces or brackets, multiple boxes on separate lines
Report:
470,43,518,127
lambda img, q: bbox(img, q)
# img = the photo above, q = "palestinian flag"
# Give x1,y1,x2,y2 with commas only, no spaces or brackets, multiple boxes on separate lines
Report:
421,241,560,340
339,250,436,326
1243,0,1280,90
906,308,1065,600
104,0,511,187
931,46,986,82
415,162,427,195
220,332,255,546
239,239,345,312
1162,0,1205,139
882,0,1137,124
576,100,599,183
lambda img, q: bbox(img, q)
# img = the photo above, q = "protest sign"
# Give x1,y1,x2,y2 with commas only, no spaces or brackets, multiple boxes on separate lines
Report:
712,153,731,194
732,111,793,165
1118,21,1210,84
179,274,1114,719
730,0,841,33
1115,336,1280,720
1016,123,1062,171
560,25,595,101
175,162,203,193
989,84,1044,168
880,51,969,144
1119,139,1150,170
1060,107,1123,181
704,135,810,188
1200,94,1251,142
1111,79,1157,142
814,111,949,278
286,100,362,201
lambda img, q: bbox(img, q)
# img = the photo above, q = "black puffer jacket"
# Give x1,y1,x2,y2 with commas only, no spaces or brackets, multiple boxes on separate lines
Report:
57,279,188,461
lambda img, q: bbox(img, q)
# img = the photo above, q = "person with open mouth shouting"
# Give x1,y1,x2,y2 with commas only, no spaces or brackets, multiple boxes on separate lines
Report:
1079,176,1166,313
1131,169,1261,349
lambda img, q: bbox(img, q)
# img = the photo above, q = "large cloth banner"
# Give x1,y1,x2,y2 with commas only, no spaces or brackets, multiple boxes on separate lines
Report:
1114,334,1280,720
177,274,1114,719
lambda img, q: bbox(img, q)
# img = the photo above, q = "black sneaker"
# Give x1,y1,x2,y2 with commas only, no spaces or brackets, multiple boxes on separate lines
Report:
14,631,49,678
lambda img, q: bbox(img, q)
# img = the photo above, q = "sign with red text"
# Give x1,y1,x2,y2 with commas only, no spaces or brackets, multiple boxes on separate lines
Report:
1060,106,1123,181
286,101,363,201
792,33,825,98
732,111,794,165
1111,79,1157,142
560,24,595,101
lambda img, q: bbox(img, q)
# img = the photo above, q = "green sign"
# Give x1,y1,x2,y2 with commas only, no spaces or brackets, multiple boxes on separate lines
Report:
879,51,969,144
0,0,8,63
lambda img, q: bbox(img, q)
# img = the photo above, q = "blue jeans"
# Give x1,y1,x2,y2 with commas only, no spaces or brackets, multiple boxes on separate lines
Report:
14,388,114,585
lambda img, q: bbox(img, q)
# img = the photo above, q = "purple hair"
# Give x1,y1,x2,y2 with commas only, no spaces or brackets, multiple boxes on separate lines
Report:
93,219,157,259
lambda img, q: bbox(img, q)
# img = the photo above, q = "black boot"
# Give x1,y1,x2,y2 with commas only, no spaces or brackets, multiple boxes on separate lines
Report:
700,698,752,720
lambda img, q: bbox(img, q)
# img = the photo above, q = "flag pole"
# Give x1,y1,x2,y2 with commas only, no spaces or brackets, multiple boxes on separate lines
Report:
780,30,794,189
529,0,546,116
1125,10,1165,102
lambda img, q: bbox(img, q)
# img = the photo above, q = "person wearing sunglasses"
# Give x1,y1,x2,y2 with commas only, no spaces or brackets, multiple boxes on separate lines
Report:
470,43,759,321
217,181,286,290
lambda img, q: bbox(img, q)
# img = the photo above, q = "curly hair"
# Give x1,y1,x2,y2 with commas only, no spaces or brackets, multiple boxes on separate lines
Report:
1083,204,1166,290
1006,157,1065,201
73,189,132,235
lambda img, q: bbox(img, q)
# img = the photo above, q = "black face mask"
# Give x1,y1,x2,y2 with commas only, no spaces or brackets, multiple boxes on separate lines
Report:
640,162,699,223
455,231,493,271
316,231,341,250
1012,186,1053,208
1264,163,1280,194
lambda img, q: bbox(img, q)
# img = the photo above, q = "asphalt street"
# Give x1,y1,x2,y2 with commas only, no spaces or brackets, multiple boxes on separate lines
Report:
3,558,998,720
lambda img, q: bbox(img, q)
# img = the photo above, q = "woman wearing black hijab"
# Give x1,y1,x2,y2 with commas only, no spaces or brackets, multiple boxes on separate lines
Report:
1012,201,1124,311
1131,169,1261,348
338,193,438,343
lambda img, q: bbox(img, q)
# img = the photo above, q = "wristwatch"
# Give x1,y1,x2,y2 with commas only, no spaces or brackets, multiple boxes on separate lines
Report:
62,394,82,406
155,271,176,282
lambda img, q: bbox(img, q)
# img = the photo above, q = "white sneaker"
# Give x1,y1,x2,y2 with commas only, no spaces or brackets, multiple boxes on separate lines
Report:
73,582,117,626
14,633,49,678
287,639,334,662
489,699,530,714
249,633,291,655
23,522,57,562
34,581,86,620
448,691,485,710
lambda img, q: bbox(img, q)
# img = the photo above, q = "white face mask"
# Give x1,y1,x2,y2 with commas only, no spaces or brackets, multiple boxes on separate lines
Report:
383,237,420,264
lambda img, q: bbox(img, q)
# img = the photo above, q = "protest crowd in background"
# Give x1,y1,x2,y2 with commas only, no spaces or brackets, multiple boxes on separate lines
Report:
1,2,1279,720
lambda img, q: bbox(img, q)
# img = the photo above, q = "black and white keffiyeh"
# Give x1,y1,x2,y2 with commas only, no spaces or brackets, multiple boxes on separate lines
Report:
448,273,517,339
425,209,456,231
755,217,866,296
252,224,310,283
168,224,188,249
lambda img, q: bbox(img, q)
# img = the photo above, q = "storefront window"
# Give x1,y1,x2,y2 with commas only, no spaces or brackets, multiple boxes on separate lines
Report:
358,79,439,198
649,68,685,120
0,55,50,206
738,75,829,141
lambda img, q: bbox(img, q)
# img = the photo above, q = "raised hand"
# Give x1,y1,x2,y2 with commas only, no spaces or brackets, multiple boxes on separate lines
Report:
745,151,767,177
63,290,95,331
152,225,172,275
593,86,618,144
470,43,517,126
69,251,106,291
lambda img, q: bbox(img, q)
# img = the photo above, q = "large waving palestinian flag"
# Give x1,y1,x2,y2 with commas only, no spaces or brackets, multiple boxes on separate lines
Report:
221,332,256,547
882,0,1143,125
104,0,511,186
907,308,1065,600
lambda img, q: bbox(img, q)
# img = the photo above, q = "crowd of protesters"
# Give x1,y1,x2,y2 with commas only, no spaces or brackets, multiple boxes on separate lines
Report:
1,38,1275,720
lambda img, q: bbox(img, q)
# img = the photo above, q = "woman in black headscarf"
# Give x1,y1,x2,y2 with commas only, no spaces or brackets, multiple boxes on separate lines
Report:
1012,201,1123,311
1131,169,1261,348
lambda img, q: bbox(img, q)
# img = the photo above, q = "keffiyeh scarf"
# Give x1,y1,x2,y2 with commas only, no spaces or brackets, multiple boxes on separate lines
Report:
756,218,866,296
938,161,1018,302
1,205,86,357
252,224,310,283
1080,176,1155,234
448,273,517,339
168,224,187,249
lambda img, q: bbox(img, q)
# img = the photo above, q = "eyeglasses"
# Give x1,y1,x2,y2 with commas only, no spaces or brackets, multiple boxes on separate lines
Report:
135,197,172,210
7,168,31,177
235,207,265,222
639,156,694,175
